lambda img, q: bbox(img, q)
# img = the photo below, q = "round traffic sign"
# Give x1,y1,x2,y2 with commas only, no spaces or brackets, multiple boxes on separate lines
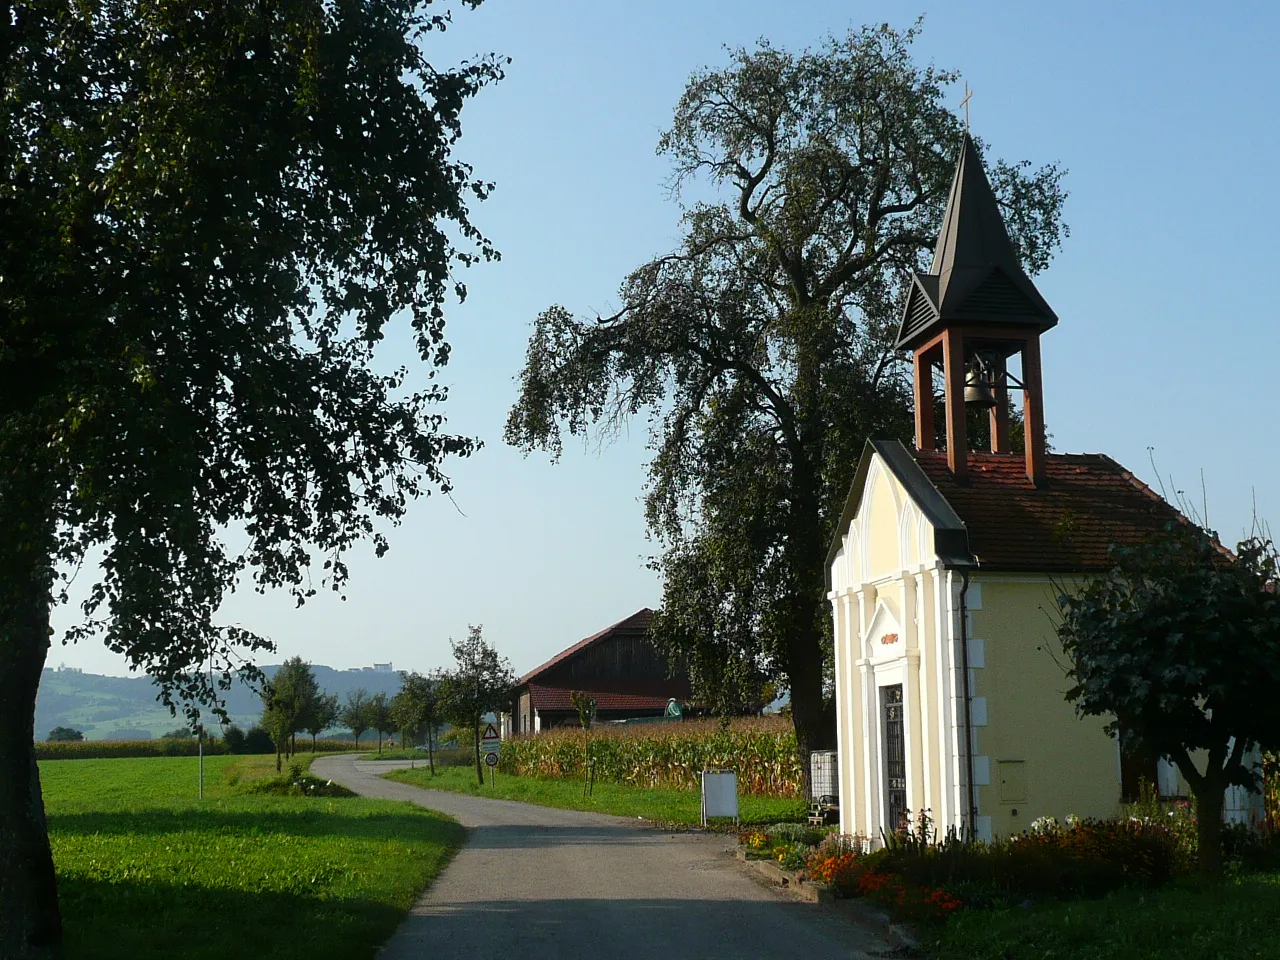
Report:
484,751,499,767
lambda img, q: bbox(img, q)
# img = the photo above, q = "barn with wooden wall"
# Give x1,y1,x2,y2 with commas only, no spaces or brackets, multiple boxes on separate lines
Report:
509,609,692,733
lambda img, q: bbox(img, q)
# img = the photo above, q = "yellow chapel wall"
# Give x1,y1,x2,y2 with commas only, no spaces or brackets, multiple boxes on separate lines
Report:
970,577,1121,837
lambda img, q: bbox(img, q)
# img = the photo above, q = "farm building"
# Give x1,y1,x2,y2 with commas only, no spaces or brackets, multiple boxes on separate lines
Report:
826,131,1261,845
508,608,692,734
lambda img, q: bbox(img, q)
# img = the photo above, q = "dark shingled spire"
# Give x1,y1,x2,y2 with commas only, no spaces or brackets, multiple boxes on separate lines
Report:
896,133,1057,350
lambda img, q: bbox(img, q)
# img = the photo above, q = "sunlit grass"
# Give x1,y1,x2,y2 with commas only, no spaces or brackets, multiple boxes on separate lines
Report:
41,755,464,960
383,763,808,826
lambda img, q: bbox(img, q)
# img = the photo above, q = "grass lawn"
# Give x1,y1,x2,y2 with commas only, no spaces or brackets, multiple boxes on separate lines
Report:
40,754,465,960
382,764,808,826
935,871,1280,960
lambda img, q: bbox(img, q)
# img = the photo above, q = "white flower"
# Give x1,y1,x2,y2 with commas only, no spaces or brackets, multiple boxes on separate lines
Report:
1030,816,1058,835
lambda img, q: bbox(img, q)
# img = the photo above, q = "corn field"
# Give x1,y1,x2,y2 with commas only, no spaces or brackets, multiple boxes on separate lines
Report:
496,717,803,797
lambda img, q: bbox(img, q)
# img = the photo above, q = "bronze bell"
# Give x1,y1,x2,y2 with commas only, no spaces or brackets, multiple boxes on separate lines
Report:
963,360,996,407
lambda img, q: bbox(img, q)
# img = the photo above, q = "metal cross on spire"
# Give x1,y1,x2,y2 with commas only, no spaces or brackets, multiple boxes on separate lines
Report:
959,82,973,130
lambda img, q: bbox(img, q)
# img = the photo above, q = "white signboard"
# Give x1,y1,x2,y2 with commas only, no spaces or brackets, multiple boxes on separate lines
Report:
700,769,738,825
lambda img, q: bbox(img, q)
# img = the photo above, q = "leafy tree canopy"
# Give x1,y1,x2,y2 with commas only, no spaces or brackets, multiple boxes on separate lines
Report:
339,688,373,746
1056,522,1280,877
505,21,1066,773
1,3,501,951
44,728,83,743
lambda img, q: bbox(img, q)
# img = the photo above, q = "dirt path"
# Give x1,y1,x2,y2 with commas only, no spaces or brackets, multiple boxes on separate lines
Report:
312,755,892,960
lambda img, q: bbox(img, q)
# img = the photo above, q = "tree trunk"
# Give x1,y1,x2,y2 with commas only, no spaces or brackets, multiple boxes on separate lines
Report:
377,730,382,756
1196,779,1225,880
311,733,316,753
0,560,63,957
427,722,435,776
787,624,832,801
473,719,483,785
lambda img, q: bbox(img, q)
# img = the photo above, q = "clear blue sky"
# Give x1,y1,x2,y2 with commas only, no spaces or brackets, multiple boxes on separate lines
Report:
53,1,1280,679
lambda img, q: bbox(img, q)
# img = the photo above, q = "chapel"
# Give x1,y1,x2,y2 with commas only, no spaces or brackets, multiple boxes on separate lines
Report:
826,132,1261,844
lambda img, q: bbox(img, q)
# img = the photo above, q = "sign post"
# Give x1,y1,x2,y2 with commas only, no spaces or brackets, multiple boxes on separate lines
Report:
481,722,500,787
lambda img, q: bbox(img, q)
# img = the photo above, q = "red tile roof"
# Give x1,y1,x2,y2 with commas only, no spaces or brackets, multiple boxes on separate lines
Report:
517,608,655,686
911,450,1190,572
526,683,672,712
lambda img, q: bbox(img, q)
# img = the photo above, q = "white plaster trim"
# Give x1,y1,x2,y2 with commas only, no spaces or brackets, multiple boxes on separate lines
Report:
915,569,934,827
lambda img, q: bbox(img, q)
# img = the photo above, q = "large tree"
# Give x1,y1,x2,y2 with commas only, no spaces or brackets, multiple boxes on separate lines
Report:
505,23,1066,783
1056,523,1280,879
1,3,502,954
441,625,515,785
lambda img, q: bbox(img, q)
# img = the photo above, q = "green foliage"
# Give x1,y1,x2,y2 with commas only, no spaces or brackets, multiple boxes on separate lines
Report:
160,728,193,739
46,727,83,742
391,670,444,772
40,756,465,960
1056,522,1280,876
5,0,503,727
439,625,516,784
222,724,247,754
936,871,1280,960
302,692,340,748
569,690,596,730
368,692,395,753
497,718,803,796
505,21,1067,764
242,725,277,755
339,688,372,746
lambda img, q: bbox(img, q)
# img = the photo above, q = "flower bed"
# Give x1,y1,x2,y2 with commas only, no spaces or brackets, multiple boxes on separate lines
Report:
735,801,1280,928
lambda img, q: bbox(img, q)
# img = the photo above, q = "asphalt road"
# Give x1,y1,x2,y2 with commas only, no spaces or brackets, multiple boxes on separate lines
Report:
311,755,892,960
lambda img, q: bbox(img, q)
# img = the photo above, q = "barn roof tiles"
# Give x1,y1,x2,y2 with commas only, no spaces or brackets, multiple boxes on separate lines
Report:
525,684,672,712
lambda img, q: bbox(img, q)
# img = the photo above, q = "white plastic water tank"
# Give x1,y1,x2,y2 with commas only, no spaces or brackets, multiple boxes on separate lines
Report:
809,750,838,802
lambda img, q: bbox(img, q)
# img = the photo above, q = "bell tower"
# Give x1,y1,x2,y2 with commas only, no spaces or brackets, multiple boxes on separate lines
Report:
896,133,1057,484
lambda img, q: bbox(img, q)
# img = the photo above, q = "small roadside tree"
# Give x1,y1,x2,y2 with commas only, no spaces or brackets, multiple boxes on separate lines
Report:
302,693,340,752
1056,522,1280,879
569,691,595,731
340,689,372,749
369,692,395,755
261,658,319,772
45,728,83,743
392,670,444,773
441,625,515,785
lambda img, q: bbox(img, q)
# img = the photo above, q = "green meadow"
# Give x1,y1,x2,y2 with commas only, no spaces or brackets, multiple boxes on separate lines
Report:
383,763,808,826
41,755,464,960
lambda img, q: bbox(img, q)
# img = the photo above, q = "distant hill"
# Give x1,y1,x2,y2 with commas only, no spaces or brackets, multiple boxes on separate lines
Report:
35,663,405,741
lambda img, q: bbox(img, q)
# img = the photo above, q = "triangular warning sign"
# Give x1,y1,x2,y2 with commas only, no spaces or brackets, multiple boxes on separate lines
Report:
482,723,499,740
